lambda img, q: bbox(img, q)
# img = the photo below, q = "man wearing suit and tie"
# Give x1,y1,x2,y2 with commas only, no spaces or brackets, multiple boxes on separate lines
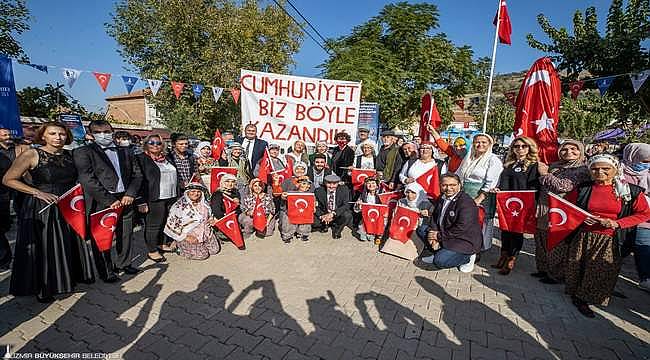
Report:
73,120,143,282
313,174,353,239
236,123,268,170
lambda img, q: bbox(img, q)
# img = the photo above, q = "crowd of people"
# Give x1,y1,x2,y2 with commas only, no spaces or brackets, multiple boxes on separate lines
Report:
0,120,648,319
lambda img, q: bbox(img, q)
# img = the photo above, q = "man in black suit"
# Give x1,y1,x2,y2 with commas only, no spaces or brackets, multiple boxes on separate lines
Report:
236,123,268,170
73,120,143,282
313,174,353,239
307,153,332,189
416,173,481,272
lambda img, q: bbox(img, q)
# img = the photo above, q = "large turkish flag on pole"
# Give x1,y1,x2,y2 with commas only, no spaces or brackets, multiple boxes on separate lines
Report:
57,184,86,238
493,0,512,45
286,193,315,224
513,57,562,164
351,168,376,192
214,211,245,250
418,92,442,142
496,190,537,234
415,165,440,199
388,205,420,243
361,203,389,235
547,192,592,250
90,207,123,252
210,167,238,194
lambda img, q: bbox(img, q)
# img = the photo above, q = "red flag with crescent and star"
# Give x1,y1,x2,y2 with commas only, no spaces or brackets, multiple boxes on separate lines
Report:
546,192,592,251
418,92,442,142
361,203,389,235
210,167,238,194
171,81,185,99
57,184,86,238
223,194,239,214
257,148,273,184
493,0,512,45
378,191,403,211
388,205,420,243
93,72,112,92
351,168,377,192
513,57,562,164
272,155,293,185
211,129,225,160
90,207,123,252
214,211,245,249
252,196,267,232
495,190,536,234
287,193,315,224
415,165,440,199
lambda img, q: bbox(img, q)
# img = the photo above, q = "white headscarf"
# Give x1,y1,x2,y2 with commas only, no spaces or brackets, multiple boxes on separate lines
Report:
194,141,212,158
588,154,631,201
456,133,495,182
403,182,427,208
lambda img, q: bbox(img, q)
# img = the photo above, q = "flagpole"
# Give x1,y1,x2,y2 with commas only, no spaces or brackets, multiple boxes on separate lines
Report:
482,0,503,133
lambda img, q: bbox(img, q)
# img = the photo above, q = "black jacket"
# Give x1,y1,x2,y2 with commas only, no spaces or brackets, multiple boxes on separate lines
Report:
314,186,351,218
331,145,355,182
307,167,332,188
136,153,178,203
236,136,268,170
428,192,482,255
210,188,241,219
73,143,142,209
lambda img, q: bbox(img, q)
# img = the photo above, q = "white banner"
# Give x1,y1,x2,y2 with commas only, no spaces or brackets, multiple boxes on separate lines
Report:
240,69,362,147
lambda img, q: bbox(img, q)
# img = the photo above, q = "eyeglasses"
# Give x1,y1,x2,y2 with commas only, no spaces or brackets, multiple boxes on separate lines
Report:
512,144,529,149
147,141,163,146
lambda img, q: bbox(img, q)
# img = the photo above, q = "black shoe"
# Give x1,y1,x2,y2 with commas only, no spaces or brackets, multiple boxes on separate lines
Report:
121,265,140,275
539,276,559,284
103,273,121,283
37,295,54,303
147,254,167,263
575,301,595,318
282,238,291,244
333,233,342,239
531,271,547,278
301,235,309,242
319,228,328,233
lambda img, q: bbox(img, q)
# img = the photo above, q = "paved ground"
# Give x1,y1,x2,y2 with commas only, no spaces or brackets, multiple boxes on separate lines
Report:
0,224,649,360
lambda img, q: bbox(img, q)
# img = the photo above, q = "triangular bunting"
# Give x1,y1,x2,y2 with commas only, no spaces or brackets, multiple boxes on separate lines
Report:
121,75,138,94
569,81,584,100
24,63,48,73
596,76,615,96
62,68,82,88
93,72,112,92
192,83,204,99
211,87,224,103
630,70,650,93
147,79,163,97
230,88,240,104
171,81,185,99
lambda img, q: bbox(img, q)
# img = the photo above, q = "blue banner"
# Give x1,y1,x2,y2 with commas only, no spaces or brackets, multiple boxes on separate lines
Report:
596,76,615,96
357,102,380,143
0,56,22,137
121,75,138,94
58,114,86,141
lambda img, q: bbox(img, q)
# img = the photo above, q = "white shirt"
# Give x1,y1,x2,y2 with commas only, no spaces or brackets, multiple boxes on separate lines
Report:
456,153,503,192
359,156,374,169
101,146,125,193
156,160,178,199
398,159,437,195
242,138,255,164
438,192,460,228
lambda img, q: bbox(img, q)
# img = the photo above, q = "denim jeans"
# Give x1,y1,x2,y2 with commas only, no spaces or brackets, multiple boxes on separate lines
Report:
433,248,471,269
635,228,650,281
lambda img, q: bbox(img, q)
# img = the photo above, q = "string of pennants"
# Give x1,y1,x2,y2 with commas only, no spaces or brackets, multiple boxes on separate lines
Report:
18,60,241,104
451,69,650,111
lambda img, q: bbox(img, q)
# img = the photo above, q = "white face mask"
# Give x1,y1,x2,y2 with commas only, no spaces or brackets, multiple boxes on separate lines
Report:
118,140,131,147
93,133,114,147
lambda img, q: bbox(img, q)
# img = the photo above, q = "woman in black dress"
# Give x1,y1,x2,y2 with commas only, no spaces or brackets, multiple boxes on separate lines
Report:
3,122,94,302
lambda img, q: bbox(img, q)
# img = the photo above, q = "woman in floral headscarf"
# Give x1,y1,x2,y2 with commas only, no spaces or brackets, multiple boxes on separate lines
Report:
239,178,276,238
194,141,216,190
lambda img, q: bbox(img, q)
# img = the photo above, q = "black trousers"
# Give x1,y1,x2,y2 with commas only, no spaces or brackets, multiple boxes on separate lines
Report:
501,230,524,257
313,210,353,236
0,194,11,264
145,198,174,253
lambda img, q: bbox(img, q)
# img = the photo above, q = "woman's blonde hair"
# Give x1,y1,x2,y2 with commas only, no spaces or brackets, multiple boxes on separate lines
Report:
142,134,166,153
504,136,539,170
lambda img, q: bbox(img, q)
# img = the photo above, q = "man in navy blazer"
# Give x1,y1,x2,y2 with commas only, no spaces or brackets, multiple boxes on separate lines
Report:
236,123,268,170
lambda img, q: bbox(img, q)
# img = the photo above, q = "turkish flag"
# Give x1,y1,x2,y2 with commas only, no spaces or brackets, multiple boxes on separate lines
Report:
210,167,238,194
257,149,273,184
214,211,245,249
286,193,315,224
415,166,440,199
57,184,86,238
378,191,403,211
361,203,389,235
513,57,562,164
171,81,185,99
93,72,111,92
90,207,123,252
493,0,512,45
231,88,240,104
223,194,239,214
547,192,591,251
351,168,376,192
272,156,293,184
252,196,267,232
569,81,584,100
211,129,225,160
496,190,537,234
504,91,516,106
418,92,442,142
388,205,420,243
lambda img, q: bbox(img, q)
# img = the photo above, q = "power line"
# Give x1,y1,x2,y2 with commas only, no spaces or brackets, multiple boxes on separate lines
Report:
285,0,329,47
270,0,331,55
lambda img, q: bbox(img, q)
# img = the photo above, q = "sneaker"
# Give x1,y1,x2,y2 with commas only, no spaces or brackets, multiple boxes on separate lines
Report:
420,254,435,264
639,279,650,292
301,235,309,242
458,254,477,273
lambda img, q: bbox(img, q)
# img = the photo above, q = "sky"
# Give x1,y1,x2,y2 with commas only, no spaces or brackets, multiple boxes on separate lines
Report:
11,0,615,112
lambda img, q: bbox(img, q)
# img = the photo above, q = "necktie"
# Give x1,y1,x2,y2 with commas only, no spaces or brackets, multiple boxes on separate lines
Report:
103,146,117,151
245,140,251,162
328,192,335,212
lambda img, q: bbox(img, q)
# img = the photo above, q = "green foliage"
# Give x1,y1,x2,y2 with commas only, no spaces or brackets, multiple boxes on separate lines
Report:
17,84,86,118
321,2,488,130
107,0,302,138
0,0,30,60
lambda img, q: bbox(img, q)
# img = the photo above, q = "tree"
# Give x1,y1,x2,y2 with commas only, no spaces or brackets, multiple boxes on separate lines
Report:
321,2,489,130
0,0,30,60
107,0,302,138
17,84,86,118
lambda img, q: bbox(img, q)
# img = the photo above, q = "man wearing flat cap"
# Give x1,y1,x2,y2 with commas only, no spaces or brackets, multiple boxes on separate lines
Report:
377,129,403,190
314,174,353,239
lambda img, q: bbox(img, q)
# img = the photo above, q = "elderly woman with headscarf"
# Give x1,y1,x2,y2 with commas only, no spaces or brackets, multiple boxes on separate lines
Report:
533,140,591,284
164,179,220,260
209,173,244,249
621,143,650,291
225,142,252,193
286,139,310,166
455,133,503,251
194,141,217,189
563,154,650,317
309,141,332,169
239,178,276,238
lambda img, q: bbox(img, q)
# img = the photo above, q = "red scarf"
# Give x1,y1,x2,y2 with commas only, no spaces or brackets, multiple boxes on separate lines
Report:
146,151,166,163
